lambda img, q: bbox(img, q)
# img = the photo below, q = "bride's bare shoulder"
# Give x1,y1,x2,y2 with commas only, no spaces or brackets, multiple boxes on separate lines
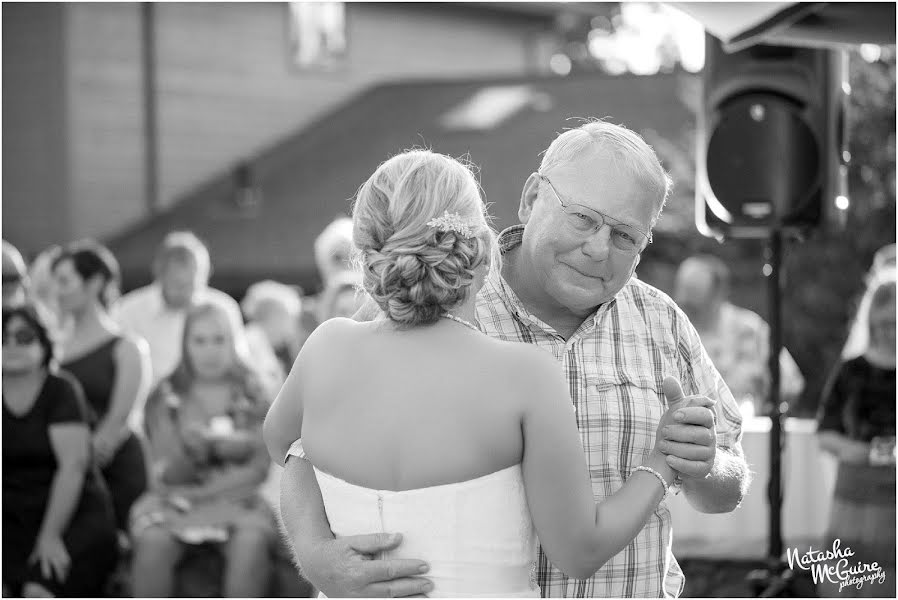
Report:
297,317,361,360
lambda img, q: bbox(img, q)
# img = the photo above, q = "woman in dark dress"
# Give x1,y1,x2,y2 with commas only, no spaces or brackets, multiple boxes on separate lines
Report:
52,240,152,532
2,303,118,597
817,269,896,598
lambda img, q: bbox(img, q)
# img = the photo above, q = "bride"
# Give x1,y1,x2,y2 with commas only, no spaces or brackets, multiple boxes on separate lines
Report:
263,149,704,597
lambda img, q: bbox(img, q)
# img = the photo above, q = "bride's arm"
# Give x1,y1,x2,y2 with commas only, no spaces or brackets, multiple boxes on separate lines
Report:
518,348,679,581
263,317,347,465
263,355,305,466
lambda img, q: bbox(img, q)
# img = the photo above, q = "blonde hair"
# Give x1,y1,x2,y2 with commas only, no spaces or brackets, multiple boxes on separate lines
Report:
352,149,497,327
539,120,673,225
842,267,897,359
313,217,354,283
242,280,302,321
168,300,256,394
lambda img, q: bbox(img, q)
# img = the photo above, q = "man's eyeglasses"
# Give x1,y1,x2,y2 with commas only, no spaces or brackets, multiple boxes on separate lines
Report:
2,327,38,346
537,174,652,255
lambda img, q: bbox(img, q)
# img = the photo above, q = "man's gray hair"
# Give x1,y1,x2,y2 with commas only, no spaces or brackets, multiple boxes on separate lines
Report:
539,120,673,226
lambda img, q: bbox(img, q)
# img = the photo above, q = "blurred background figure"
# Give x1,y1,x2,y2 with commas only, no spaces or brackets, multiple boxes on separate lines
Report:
313,216,354,287
3,303,118,598
316,270,364,322
842,243,898,359
2,240,29,308
114,231,243,390
241,280,305,388
130,300,276,598
52,240,153,535
872,243,896,273
674,254,805,417
816,268,896,598
28,245,72,340
303,216,356,327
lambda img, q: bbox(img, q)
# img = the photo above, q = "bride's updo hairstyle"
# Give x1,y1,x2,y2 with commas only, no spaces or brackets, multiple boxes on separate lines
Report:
352,149,497,327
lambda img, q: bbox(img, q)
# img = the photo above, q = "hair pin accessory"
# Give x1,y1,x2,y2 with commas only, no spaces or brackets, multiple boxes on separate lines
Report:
427,211,475,238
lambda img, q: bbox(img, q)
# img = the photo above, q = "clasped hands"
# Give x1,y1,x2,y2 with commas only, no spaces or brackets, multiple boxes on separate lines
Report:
654,376,717,481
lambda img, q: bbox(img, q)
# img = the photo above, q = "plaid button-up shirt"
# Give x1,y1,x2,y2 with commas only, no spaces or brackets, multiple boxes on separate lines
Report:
475,226,743,598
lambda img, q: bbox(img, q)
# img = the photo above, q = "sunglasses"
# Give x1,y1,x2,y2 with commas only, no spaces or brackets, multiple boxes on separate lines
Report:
2,328,39,346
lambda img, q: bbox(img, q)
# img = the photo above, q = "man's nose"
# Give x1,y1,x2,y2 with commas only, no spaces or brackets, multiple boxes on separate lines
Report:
580,226,612,260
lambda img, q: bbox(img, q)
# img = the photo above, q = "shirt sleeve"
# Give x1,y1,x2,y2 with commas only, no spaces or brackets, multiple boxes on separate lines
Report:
46,373,92,427
816,362,847,434
676,307,744,450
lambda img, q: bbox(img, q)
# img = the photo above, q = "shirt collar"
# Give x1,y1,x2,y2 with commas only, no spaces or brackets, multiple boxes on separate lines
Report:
489,225,618,331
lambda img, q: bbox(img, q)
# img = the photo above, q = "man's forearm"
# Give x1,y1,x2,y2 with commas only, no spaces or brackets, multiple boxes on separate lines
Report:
681,446,750,513
279,455,335,570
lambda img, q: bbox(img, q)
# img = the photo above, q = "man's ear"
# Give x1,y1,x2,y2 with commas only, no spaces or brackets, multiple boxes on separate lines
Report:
518,173,541,225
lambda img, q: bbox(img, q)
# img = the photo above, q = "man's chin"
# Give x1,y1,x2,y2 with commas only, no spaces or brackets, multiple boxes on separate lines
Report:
551,282,609,315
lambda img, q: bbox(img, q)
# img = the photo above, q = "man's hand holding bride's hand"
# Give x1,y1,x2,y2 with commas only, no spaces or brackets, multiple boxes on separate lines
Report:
307,533,433,597
657,377,717,480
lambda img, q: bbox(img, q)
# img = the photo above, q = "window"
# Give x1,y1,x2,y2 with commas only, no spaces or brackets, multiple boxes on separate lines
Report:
287,2,347,70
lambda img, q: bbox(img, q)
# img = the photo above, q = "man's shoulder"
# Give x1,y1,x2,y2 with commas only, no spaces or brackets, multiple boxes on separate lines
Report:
620,277,679,313
116,284,158,314
204,286,239,305
203,287,242,314
722,302,767,332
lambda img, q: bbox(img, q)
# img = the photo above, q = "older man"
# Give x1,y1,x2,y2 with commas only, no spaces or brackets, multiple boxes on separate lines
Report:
278,122,750,597
114,231,243,385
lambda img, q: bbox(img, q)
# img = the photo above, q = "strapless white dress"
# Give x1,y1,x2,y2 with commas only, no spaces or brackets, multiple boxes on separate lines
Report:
311,461,540,597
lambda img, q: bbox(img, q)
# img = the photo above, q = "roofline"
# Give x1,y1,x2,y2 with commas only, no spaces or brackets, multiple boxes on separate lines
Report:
105,69,693,249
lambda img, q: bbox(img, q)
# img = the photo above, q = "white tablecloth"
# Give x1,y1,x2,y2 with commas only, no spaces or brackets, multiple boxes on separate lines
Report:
668,417,838,559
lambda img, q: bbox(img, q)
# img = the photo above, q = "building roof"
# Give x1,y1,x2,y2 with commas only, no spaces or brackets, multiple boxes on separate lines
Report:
109,70,698,294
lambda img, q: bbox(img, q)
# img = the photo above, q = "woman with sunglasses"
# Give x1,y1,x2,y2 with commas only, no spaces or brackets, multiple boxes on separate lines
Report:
2,302,117,597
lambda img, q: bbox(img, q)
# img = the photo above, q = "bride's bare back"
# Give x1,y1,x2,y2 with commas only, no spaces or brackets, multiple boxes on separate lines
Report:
293,316,538,491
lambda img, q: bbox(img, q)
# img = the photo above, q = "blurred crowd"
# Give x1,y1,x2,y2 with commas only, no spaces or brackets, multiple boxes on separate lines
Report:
2,220,894,598
1,217,362,598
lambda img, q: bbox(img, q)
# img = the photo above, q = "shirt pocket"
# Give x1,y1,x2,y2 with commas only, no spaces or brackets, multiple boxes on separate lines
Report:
583,366,666,474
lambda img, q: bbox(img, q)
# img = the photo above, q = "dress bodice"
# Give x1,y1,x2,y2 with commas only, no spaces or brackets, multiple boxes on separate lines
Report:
313,463,539,597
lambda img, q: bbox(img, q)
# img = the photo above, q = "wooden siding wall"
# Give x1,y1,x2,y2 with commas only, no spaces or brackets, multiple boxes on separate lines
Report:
61,1,543,240
65,3,146,241
2,3,71,254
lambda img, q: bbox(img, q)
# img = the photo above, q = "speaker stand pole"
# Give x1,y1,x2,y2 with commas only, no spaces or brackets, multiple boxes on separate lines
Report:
750,227,793,597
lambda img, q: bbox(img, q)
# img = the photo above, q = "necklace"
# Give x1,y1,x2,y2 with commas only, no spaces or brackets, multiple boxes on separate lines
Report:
441,313,482,333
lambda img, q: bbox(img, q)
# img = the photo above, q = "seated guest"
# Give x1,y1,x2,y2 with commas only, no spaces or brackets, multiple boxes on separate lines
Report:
29,245,72,340
2,303,117,597
316,270,364,322
674,254,804,415
3,239,29,308
817,268,896,598
303,216,355,327
313,216,354,287
130,300,276,598
113,231,243,390
52,240,153,532
241,280,304,387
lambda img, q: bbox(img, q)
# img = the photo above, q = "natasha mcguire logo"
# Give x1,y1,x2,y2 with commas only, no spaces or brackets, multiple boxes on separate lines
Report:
786,540,887,593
